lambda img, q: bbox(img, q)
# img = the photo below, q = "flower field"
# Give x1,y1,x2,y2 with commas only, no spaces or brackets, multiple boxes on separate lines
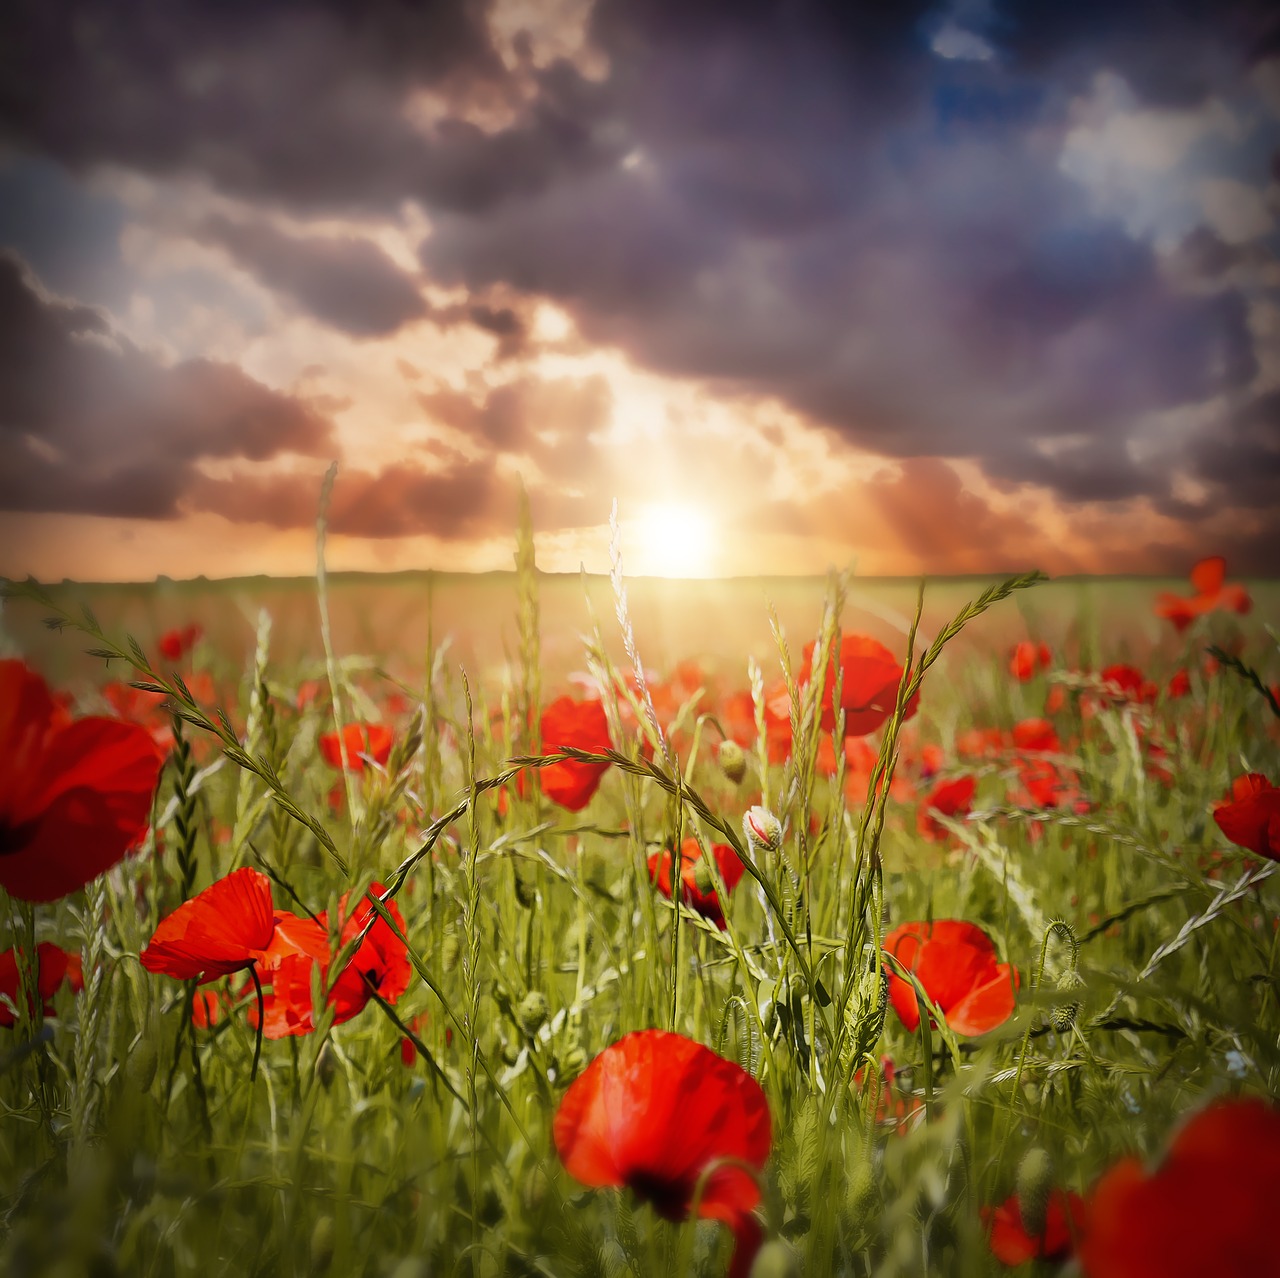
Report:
1,528,1278,1277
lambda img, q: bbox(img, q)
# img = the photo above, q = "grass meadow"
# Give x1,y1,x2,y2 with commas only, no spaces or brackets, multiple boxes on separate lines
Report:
1,518,1278,1277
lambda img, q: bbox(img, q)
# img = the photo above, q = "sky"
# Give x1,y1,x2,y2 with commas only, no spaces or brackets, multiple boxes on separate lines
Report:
0,0,1277,581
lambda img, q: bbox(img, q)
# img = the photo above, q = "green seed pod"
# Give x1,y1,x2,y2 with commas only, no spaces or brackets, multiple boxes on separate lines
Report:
1051,969,1084,1033
718,740,747,785
126,1037,159,1094
1016,1146,1053,1239
517,991,550,1036
749,1239,800,1278
441,933,461,973
309,1214,335,1274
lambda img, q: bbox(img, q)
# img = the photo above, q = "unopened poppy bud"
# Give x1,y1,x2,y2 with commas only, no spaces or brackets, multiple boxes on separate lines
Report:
514,863,538,909
388,1259,429,1278
1016,1147,1053,1239
316,1041,338,1091
126,1037,158,1093
517,990,549,1036
845,1157,879,1229
718,740,747,785
441,933,461,973
749,1239,800,1278
744,805,782,853
309,1214,335,1273
1051,970,1084,1032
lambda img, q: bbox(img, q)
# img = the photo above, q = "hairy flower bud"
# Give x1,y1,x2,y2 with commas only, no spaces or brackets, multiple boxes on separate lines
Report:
718,740,747,784
1051,969,1084,1033
517,990,550,1036
744,805,782,853
1016,1146,1053,1239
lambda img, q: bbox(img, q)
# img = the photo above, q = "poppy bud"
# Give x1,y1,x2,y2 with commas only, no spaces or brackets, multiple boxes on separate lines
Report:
1051,970,1084,1033
744,805,782,853
316,1041,338,1091
309,1214,335,1273
749,1240,800,1278
388,1259,429,1278
718,740,747,785
514,862,538,909
1015,1147,1053,1239
845,1157,880,1232
517,990,550,1036
126,1037,158,1094
441,933,461,973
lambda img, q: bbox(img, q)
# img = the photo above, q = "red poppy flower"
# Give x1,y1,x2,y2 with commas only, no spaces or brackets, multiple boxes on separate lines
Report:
1009,641,1052,682
885,920,1017,1037
319,722,394,772
1099,664,1157,706
1213,774,1280,861
917,775,976,841
984,1189,1085,1265
0,660,165,902
191,989,226,1028
254,885,411,1038
1155,556,1251,633
1079,1098,1280,1278
799,635,919,737
648,837,746,930
139,867,277,983
1167,668,1191,699
916,742,945,779
158,624,202,662
0,943,84,1028
1012,718,1061,753
957,727,1006,758
554,1030,771,1278
400,1011,430,1066
538,696,612,811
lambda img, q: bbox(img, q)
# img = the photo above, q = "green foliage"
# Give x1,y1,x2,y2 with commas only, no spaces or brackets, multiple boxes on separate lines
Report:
0,557,1277,1277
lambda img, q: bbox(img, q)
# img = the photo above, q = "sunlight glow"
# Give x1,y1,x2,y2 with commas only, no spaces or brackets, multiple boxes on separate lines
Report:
631,502,717,577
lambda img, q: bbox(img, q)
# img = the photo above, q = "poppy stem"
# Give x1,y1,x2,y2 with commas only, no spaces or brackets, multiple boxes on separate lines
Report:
249,964,264,1083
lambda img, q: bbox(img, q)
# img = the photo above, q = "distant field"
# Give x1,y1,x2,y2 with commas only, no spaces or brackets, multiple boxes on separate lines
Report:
7,571,1278,689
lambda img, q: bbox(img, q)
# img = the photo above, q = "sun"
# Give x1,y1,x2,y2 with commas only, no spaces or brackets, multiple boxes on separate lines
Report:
631,502,717,577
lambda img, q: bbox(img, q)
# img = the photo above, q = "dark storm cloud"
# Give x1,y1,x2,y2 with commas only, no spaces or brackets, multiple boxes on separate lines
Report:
2,0,1277,544
0,253,333,517
1187,388,1280,511
418,0,1271,511
0,0,616,215
195,216,428,337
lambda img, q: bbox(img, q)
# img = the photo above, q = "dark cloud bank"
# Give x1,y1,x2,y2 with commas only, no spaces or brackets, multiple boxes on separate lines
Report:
0,0,1277,569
